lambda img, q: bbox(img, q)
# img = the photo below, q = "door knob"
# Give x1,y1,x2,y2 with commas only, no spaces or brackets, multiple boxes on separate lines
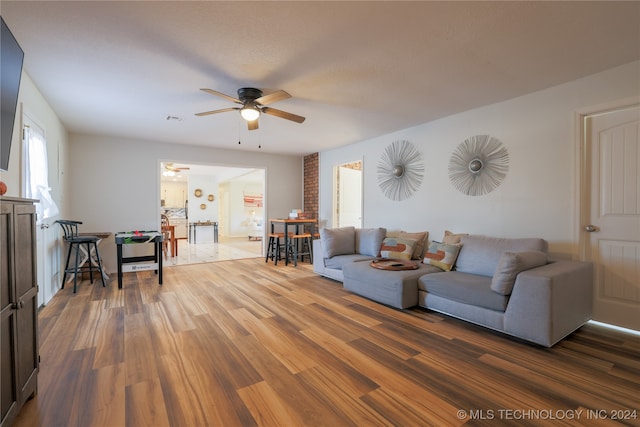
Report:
584,225,600,232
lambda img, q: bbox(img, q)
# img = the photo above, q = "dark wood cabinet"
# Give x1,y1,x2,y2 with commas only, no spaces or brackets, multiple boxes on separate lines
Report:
1,197,38,427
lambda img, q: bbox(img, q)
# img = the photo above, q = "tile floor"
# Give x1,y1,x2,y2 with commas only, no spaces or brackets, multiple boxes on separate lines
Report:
165,236,264,266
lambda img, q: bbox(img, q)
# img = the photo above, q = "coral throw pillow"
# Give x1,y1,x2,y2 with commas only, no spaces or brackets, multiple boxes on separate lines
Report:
423,242,462,271
380,237,416,260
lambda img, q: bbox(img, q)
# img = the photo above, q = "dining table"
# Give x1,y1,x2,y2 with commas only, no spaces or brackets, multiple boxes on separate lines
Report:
269,218,317,265
189,221,218,243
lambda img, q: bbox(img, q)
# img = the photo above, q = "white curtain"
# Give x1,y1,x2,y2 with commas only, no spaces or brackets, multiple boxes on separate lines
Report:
24,124,59,221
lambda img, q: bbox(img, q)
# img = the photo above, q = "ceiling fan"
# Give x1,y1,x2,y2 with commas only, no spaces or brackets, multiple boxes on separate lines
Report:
163,162,190,173
195,87,305,130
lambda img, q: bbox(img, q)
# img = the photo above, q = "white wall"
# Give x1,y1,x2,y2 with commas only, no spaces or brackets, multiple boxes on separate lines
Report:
229,179,263,237
186,174,219,243
68,134,302,272
188,174,219,223
319,61,640,260
0,72,69,206
0,72,70,305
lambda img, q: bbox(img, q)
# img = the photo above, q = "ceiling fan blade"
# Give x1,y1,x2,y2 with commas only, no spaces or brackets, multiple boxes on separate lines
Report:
200,88,241,104
255,89,291,106
247,119,259,131
165,163,190,171
261,107,305,123
195,107,239,116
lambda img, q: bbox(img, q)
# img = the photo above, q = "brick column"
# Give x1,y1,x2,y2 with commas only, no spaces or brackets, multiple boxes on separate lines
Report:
303,153,319,233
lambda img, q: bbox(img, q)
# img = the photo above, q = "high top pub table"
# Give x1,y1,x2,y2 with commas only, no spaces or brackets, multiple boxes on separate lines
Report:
269,218,317,265
115,231,163,288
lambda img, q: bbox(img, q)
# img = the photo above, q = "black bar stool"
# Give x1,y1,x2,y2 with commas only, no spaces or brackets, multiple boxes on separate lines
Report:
55,220,106,293
265,232,286,265
286,233,313,266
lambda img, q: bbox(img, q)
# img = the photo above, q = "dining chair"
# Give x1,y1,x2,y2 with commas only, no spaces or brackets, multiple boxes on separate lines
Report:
161,214,171,259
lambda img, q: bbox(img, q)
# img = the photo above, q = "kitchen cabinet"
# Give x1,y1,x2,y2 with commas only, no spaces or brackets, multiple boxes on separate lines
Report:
161,181,187,208
171,218,187,239
1,197,39,427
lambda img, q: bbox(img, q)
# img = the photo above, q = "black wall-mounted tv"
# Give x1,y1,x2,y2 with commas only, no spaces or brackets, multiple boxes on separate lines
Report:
1,16,24,172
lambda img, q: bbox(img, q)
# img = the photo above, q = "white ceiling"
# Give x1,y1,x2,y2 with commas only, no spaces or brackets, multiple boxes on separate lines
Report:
2,1,639,156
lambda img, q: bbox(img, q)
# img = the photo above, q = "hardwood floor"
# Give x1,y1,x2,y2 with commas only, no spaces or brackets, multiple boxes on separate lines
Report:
14,259,640,427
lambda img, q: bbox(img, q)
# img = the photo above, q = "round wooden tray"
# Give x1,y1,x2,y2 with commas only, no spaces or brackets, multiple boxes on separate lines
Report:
370,258,419,271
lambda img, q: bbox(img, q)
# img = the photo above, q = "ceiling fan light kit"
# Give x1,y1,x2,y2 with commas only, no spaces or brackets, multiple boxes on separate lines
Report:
240,104,260,121
196,87,305,131
163,162,190,174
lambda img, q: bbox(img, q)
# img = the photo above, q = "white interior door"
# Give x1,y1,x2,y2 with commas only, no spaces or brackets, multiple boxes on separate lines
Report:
585,104,640,331
338,166,362,228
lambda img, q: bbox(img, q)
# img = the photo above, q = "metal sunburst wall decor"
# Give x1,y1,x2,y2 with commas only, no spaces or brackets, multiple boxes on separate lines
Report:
377,140,424,201
448,135,509,196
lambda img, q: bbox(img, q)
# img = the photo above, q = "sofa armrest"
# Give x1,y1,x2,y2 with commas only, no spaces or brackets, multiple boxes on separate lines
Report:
504,260,593,347
313,239,325,274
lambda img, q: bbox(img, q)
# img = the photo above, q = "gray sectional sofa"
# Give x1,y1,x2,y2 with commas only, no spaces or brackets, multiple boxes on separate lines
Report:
312,227,593,347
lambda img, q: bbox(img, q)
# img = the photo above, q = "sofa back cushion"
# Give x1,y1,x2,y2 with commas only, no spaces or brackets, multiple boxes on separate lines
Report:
355,227,387,257
455,235,548,277
320,226,356,258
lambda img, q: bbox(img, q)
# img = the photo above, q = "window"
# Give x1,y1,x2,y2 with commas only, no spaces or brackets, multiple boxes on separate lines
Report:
23,118,58,221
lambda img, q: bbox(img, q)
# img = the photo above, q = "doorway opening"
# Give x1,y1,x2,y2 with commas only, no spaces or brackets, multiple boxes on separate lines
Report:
333,160,363,228
160,161,265,266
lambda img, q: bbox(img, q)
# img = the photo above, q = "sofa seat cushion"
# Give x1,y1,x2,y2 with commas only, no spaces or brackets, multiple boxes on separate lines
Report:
343,261,441,309
344,260,440,283
418,271,510,312
455,236,548,277
324,254,375,270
